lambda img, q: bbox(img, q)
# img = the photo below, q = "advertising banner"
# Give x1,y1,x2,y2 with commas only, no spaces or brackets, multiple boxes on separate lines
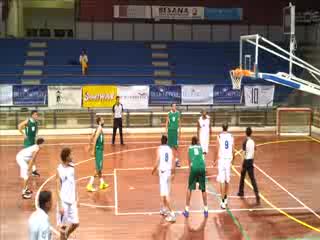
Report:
117,86,149,109
213,85,242,104
48,86,82,109
149,85,181,105
13,85,48,106
82,85,117,108
244,85,275,107
113,5,152,19
181,85,214,105
0,85,13,106
205,8,243,21
152,6,204,20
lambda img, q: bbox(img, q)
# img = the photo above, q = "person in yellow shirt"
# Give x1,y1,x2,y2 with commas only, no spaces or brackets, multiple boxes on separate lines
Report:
79,49,88,75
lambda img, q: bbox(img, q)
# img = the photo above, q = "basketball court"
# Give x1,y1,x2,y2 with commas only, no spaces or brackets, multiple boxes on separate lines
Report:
1,130,320,239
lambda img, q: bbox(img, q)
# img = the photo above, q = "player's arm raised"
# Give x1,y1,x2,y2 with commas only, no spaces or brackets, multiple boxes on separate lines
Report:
18,119,28,138
91,127,101,156
152,148,160,175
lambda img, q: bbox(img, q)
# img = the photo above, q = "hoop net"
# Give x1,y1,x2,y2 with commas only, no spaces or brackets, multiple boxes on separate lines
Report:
229,68,253,90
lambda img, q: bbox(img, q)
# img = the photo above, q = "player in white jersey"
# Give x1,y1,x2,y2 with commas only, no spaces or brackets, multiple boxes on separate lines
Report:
197,110,212,155
28,191,52,240
152,135,176,223
56,148,79,240
16,138,45,199
214,124,235,209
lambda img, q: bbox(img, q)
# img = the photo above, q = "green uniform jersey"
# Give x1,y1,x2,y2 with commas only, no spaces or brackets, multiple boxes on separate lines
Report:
168,111,180,130
189,145,205,170
95,127,104,171
24,118,38,148
188,145,206,191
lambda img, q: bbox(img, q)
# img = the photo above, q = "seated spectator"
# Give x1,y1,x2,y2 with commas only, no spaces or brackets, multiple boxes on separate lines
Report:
79,49,88,75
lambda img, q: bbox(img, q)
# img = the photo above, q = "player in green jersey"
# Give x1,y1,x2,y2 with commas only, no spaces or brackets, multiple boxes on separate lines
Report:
182,136,208,218
86,116,109,192
165,103,181,167
18,110,40,177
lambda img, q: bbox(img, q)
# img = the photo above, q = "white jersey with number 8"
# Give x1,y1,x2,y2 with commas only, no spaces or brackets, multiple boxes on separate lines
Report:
218,132,234,159
158,145,173,172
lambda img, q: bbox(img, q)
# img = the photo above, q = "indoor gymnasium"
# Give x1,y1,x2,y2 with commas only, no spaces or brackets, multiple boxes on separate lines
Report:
0,1,320,239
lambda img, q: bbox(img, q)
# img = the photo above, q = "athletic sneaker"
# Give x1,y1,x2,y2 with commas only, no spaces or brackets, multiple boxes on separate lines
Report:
160,208,168,216
99,182,109,190
32,170,40,177
25,189,33,194
224,198,228,207
22,193,32,199
220,200,226,209
182,210,189,218
86,184,97,192
204,210,209,218
175,160,181,168
165,213,176,223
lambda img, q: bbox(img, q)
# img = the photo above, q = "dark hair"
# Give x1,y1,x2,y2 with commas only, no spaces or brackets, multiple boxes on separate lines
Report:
246,127,252,137
39,191,52,210
61,148,71,162
161,135,168,145
36,138,45,145
116,96,120,99
31,110,38,116
191,136,198,145
222,123,228,131
96,116,101,125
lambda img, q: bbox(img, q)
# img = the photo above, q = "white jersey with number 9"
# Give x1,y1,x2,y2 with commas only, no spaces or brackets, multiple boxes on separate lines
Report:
159,145,173,172
218,132,234,159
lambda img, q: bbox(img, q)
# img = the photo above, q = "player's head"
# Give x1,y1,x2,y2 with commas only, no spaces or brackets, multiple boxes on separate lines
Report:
222,123,228,132
116,96,120,104
201,109,207,117
191,136,198,145
31,110,39,120
171,103,176,111
61,147,72,164
38,190,52,213
161,135,168,145
36,138,45,148
82,49,86,55
246,127,252,137
96,116,104,126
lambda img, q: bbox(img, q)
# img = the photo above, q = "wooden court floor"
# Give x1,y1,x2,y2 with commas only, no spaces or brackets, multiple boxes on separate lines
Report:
1,133,320,240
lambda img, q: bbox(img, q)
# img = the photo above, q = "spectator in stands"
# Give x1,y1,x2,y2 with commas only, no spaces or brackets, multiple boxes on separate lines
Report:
79,49,88,75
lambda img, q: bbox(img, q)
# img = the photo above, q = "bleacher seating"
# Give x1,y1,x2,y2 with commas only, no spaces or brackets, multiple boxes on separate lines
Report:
0,39,295,103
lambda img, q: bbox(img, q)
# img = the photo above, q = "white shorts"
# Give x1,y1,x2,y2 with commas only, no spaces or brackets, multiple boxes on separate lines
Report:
200,138,209,154
217,158,232,183
57,202,79,225
16,155,28,180
159,170,171,197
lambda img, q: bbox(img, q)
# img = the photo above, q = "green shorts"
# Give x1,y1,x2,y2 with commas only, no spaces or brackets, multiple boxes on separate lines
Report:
24,138,35,148
188,167,206,192
95,148,104,172
168,129,178,148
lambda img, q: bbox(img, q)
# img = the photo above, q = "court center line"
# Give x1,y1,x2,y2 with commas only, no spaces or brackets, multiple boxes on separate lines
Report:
116,207,307,216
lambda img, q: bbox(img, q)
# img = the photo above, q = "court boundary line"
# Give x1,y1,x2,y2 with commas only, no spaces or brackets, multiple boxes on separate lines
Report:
232,138,320,233
114,169,119,216
116,206,307,216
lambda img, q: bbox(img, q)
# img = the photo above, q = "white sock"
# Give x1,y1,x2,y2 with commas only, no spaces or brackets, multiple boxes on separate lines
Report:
22,188,27,194
204,206,208,211
100,178,104,184
32,165,36,172
176,158,179,162
89,176,94,185
185,206,189,211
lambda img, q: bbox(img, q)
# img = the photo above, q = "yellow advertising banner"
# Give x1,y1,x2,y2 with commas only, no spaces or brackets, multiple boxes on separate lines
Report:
82,85,117,108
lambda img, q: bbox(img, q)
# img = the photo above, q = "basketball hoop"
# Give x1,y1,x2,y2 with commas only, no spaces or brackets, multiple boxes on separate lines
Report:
229,68,252,90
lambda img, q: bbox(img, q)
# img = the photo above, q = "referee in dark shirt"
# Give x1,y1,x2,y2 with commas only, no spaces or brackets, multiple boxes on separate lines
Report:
112,96,124,145
237,127,260,205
